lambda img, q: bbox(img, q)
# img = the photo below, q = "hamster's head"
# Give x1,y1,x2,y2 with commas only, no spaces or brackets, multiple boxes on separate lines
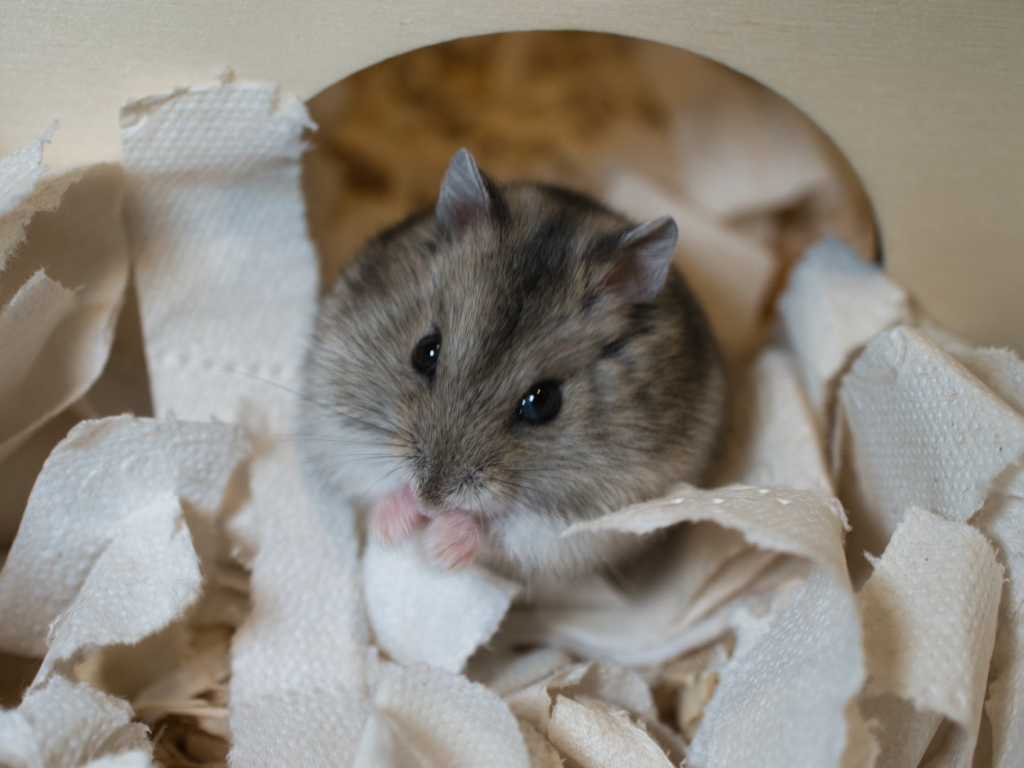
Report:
302,149,725,580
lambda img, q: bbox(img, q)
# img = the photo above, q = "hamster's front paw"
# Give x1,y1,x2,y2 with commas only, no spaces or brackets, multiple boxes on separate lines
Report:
371,485,481,571
371,486,427,546
424,510,480,570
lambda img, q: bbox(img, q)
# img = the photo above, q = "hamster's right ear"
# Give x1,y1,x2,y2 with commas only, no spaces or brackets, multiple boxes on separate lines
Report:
436,149,491,237
600,216,679,303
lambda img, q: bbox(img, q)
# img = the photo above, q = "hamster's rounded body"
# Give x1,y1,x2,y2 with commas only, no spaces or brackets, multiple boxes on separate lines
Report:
302,150,725,581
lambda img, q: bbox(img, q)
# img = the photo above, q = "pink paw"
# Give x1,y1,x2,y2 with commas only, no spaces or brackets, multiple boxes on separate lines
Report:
424,510,480,571
371,486,427,547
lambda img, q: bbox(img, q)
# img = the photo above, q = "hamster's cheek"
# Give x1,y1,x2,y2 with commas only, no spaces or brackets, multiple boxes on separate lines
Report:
303,430,409,508
344,457,410,506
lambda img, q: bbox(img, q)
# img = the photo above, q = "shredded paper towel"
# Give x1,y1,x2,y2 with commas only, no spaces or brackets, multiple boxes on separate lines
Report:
0,75,1022,768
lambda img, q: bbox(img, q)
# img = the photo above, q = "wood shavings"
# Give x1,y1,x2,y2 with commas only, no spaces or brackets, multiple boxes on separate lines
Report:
647,639,733,743
303,32,877,366
150,715,230,768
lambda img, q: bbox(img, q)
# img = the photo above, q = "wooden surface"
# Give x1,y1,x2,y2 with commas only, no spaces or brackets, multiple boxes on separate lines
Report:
2,1,1022,351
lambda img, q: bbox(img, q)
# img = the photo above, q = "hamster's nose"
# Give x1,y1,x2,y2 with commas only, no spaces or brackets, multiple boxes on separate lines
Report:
415,476,448,516
413,446,445,508
416,461,471,516
413,439,483,514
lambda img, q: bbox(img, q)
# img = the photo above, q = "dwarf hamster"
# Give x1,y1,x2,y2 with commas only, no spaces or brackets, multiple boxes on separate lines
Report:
301,149,725,582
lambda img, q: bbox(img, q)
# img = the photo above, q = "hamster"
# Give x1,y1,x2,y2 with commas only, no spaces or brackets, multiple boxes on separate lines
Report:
301,148,726,582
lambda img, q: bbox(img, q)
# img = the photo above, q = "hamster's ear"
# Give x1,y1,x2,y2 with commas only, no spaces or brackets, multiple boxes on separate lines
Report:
602,216,679,302
437,149,491,237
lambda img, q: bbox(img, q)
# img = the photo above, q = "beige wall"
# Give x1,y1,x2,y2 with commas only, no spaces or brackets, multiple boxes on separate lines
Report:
2,1,1022,351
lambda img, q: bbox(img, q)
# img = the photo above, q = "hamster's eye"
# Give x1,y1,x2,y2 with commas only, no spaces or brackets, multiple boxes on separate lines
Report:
412,334,441,377
517,381,561,424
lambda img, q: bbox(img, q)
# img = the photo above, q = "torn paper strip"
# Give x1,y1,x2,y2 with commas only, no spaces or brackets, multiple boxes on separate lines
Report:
0,157,128,464
839,325,1024,765
363,536,520,673
81,751,153,768
500,658,688,767
857,507,1003,768
914,339,1024,766
501,519,792,667
778,238,910,431
945,346,1024,420
0,415,240,767
227,447,374,766
467,647,575,700
38,491,202,682
505,486,841,660
502,484,865,768
714,344,832,495
692,568,864,768
0,669,150,768
0,416,247,658
548,695,674,768
1,270,76,391
517,721,563,768
122,79,316,427
975,491,1024,768
504,660,659,736
838,325,1024,538
119,79,372,766
357,661,530,768
0,125,74,266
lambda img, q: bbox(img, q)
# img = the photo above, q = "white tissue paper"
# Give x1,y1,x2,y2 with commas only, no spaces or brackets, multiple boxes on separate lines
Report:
836,324,1024,768
354,661,531,768
779,238,911,432
839,326,1024,534
543,485,864,768
362,537,520,673
0,675,149,768
978,490,1024,768
0,416,248,766
119,78,373,766
857,506,1002,768
0,130,128,467
1,72,1023,768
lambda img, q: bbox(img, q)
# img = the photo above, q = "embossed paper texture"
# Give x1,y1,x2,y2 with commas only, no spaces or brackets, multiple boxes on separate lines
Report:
0,78,1020,768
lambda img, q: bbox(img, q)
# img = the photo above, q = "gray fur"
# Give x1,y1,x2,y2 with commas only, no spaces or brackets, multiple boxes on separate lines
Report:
301,150,726,582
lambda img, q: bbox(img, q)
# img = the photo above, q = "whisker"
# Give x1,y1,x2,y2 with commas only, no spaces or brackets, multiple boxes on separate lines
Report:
206,361,408,440
258,434,398,448
315,456,397,464
364,465,405,496
493,477,553,497
291,455,399,474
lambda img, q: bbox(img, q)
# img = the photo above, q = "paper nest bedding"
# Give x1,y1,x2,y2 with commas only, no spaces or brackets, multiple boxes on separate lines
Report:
0,78,1022,768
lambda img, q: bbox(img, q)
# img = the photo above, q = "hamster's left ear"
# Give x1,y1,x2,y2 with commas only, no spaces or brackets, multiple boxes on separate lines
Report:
436,148,491,237
600,216,679,302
